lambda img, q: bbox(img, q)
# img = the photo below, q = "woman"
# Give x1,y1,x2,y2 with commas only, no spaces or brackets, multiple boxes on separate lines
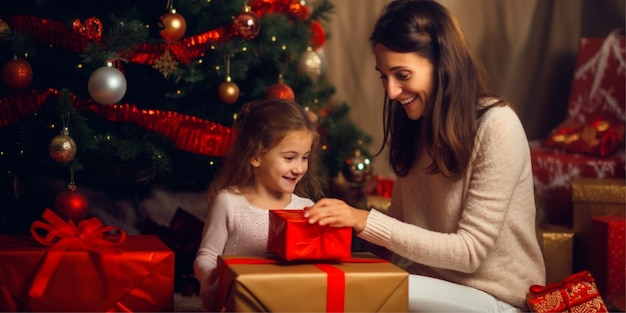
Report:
305,0,545,311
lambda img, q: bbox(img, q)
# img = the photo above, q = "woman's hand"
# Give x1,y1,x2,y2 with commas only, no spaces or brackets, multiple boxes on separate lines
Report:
304,198,369,233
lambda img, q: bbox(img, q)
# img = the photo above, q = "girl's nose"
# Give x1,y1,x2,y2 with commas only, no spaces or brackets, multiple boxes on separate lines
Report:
292,161,306,174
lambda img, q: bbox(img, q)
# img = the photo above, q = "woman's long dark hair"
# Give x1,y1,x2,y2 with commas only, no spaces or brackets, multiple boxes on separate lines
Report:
370,0,503,180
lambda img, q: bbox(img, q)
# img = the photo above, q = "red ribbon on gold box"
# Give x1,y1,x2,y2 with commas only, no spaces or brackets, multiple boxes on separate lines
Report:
0,209,174,312
268,209,352,261
216,253,408,312
527,270,608,312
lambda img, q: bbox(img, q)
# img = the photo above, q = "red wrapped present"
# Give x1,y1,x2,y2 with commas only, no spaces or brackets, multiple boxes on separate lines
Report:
268,209,352,261
590,216,625,298
216,253,408,312
527,270,608,313
0,209,174,312
531,30,626,226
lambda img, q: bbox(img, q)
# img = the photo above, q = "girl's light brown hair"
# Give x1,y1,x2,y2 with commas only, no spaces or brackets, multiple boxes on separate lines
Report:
207,99,323,205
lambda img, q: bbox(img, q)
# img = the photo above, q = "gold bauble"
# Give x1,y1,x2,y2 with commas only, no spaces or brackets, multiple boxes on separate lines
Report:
158,11,187,42
0,19,10,39
218,81,240,105
49,134,77,163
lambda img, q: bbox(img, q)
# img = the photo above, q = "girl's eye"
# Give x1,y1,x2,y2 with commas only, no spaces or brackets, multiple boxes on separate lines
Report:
378,74,387,80
284,156,294,161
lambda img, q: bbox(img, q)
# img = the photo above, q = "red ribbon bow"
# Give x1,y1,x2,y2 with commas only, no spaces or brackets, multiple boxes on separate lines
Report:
27,209,126,298
528,270,595,294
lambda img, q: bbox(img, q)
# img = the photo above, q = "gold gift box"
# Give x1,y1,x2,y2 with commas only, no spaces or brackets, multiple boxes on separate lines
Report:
536,224,574,284
217,252,408,312
571,178,626,271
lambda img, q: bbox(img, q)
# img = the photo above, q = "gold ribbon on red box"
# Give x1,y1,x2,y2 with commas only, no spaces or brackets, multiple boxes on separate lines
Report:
27,209,126,298
527,270,609,312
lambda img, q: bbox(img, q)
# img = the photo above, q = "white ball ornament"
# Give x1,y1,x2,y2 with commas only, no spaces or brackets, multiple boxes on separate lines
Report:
297,49,322,82
88,65,127,105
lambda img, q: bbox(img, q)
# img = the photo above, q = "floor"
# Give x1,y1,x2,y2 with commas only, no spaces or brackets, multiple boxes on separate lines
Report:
174,293,203,312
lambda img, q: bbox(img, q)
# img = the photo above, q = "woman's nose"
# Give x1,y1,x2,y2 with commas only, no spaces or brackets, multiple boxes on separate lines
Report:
385,79,401,99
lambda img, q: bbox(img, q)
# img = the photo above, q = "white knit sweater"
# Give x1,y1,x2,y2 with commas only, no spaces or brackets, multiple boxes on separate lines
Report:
358,104,546,309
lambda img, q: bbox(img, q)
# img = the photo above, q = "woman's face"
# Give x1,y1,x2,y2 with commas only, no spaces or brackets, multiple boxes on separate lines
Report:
374,43,435,120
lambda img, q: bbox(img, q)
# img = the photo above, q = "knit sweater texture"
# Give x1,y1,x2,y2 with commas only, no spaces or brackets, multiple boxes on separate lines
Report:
359,104,546,309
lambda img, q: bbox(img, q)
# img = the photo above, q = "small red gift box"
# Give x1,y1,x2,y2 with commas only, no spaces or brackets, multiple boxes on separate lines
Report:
0,209,174,312
590,215,625,297
527,270,608,312
268,209,352,261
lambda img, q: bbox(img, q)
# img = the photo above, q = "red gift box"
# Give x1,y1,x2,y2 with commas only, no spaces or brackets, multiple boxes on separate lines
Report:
268,209,352,261
527,270,608,312
590,216,625,297
0,209,174,312
531,31,626,226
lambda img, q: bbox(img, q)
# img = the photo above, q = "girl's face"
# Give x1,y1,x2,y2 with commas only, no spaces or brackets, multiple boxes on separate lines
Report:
374,43,435,120
251,129,313,198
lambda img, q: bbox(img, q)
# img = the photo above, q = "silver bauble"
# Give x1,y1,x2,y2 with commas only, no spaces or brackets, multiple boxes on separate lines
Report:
342,150,372,185
297,50,322,82
88,66,127,105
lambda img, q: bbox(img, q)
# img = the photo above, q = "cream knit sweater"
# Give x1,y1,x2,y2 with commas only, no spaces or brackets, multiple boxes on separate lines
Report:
359,104,546,309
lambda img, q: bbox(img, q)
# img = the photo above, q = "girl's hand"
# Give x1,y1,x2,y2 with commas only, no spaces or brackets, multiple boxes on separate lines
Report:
304,198,369,233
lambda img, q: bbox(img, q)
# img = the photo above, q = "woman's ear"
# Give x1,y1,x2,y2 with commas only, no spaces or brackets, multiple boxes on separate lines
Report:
250,155,261,167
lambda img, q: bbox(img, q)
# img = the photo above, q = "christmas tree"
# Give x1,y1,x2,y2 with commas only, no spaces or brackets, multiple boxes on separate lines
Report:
0,0,371,234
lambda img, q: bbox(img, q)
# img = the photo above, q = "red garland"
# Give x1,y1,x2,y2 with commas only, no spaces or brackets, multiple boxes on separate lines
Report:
2,0,314,66
0,89,234,157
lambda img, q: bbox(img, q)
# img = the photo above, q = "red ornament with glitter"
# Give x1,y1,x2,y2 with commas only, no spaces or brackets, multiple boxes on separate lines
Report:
266,77,295,101
1,57,33,91
233,6,261,40
53,183,89,223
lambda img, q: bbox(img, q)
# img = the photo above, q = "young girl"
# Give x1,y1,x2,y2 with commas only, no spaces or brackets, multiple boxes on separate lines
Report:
193,99,323,311
305,0,545,312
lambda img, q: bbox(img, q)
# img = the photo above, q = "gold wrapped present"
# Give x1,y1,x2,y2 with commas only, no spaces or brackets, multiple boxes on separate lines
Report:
216,252,408,312
571,178,626,271
536,224,574,284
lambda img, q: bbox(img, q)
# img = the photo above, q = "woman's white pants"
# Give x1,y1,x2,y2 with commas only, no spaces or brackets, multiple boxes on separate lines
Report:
408,274,521,312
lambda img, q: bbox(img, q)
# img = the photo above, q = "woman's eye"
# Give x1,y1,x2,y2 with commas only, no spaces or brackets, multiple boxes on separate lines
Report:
397,72,410,80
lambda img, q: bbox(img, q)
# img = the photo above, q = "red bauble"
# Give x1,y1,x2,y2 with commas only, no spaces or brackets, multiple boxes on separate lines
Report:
53,184,89,223
233,11,261,40
1,57,33,91
266,81,295,101
288,0,311,20
309,20,325,50
159,11,187,41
